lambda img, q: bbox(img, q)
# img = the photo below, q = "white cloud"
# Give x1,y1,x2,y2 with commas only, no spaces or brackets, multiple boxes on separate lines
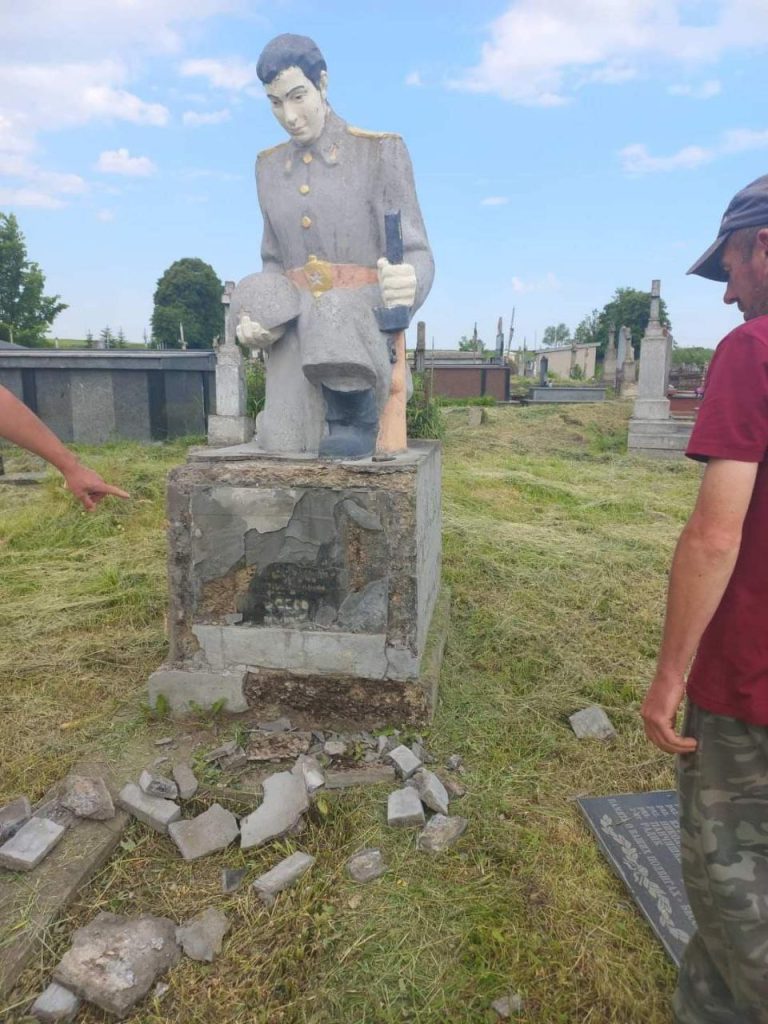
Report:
452,0,768,105
97,208,115,222
405,71,423,87
481,196,510,206
0,153,87,209
668,79,722,99
620,124,768,174
180,57,258,91
96,148,156,177
182,108,232,127
0,187,65,209
512,272,561,293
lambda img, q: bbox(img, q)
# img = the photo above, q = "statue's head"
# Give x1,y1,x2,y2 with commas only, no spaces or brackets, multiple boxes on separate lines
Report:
257,34,328,146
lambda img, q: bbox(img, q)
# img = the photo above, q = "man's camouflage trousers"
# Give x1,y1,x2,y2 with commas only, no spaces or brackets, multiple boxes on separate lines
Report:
674,701,768,1023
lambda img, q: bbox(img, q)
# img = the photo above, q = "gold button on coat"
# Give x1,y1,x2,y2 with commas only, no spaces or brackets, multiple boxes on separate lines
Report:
301,215,312,228
302,153,313,164
299,184,310,195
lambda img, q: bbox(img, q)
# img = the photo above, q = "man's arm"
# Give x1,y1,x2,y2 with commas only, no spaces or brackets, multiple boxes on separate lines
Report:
641,458,758,753
0,385,129,510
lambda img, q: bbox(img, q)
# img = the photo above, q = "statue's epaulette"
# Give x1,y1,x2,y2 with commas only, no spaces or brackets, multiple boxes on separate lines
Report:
346,125,400,140
257,141,290,160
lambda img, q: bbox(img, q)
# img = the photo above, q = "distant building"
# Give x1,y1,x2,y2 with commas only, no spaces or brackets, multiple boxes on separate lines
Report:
531,342,598,380
410,348,510,401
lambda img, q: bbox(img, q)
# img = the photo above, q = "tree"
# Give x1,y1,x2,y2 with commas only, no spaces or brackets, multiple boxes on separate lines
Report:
99,326,114,350
85,329,95,348
116,327,128,348
592,287,671,358
671,346,713,368
574,309,601,347
151,258,223,349
541,323,571,348
0,212,67,346
458,334,486,352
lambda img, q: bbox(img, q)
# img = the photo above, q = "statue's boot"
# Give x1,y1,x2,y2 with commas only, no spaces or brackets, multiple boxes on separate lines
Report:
318,386,378,459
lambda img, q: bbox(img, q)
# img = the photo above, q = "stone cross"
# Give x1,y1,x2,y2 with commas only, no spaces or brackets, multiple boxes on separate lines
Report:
207,281,254,446
415,320,426,374
632,280,671,420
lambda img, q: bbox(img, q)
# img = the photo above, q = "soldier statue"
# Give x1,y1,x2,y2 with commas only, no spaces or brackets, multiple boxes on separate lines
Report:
232,33,434,458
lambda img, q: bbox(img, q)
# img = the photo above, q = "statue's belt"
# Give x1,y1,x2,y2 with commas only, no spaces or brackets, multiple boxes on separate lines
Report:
285,257,378,298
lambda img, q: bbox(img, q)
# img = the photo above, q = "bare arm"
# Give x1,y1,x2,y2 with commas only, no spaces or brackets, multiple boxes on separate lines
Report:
0,385,129,510
641,458,758,753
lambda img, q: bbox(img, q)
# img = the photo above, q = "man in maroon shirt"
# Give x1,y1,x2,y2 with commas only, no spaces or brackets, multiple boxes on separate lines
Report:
642,175,768,1023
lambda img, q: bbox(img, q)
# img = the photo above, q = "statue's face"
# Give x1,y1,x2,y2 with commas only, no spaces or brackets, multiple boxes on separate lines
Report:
265,66,327,146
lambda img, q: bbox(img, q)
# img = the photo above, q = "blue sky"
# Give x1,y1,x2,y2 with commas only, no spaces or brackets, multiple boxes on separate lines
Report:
2,0,768,350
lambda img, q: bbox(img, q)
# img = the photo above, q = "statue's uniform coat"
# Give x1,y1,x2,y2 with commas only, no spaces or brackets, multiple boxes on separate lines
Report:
253,110,434,453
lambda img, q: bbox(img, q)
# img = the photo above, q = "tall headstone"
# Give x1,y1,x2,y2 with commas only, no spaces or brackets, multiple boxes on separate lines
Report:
495,317,504,363
619,328,637,396
207,281,254,446
415,320,426,374
602,326,618,387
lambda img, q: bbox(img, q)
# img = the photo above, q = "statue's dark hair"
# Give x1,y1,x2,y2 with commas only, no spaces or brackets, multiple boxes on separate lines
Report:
256,34,327,87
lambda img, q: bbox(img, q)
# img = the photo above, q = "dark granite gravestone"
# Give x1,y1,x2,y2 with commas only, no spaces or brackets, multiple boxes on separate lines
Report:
577,790,695,965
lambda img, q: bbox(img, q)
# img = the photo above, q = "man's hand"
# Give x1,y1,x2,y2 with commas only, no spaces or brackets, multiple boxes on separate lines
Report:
377,258,416,309
641,673,697,755
63,464,130,511
235,314,285,350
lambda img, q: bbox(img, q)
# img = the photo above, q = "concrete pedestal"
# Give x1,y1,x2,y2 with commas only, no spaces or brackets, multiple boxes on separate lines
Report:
150,442,444,726
627,417,693,457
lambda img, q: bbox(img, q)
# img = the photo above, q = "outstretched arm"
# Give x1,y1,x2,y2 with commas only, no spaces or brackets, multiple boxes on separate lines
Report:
0,385,129,510
641,458,757,753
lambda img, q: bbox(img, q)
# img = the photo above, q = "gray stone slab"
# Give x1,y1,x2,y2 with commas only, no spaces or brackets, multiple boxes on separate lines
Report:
53,912,180,1017
34,370,73,442
117,783,180,834
148,666,248,714
172,762,199,800
0,796,31,844
336,578,388,632
407,768,449,815
417,814,468,853
387,787,426,828
252,851,315,906
113,370,152,442
240,771,309,850
221,867,247,893
569,705,617,741
346,848,387,883
292,754,325,794
176,908,230,962
59,775,115,821
165,370,207,437
168,803,239,861
139,769,178,800
70,370,115,443
0,817,66,871
325,765,396,789
386,744,422,780
30,981,81,1022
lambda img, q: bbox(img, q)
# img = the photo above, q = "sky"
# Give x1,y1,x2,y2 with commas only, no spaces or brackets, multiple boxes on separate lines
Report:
2,0,768,351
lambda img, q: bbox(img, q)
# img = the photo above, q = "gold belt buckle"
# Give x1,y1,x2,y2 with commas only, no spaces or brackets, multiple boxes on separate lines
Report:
304,255,334,297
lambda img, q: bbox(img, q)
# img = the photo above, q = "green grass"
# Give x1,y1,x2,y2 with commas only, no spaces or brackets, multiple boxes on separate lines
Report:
0,403,701,1022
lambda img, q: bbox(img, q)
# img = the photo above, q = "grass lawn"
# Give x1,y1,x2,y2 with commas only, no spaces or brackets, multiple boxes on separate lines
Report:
0,402,700,1023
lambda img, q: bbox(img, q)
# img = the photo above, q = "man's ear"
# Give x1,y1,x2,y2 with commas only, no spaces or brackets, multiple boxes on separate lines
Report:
318,69,328,100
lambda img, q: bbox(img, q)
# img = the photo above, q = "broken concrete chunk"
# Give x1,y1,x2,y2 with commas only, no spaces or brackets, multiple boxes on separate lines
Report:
154,736,175,747
240,771,309,850
221,867,247,893
446,754,463,772
139,769,179,801
569,705,617,741
59,775,115,821
246,732,311,762
203,740,239,763
417,814,468,854
219,748,248,771
323,739,348,758
176,908,230,962
376,735,394,756
30,981,81,1022
346,848,387,883
386,744,422,780
387,788,426,828
257,716,292,733
168,803,239,861
172,762,198,801
252,851,315,906
325,765,396,789
406,769,450,815
0,795,31,844
0,816,66,871
117,783,180,834
491,993,524,1018
292,754,326,794
32,799,76,830
441,775,467,800
53,913,180,1018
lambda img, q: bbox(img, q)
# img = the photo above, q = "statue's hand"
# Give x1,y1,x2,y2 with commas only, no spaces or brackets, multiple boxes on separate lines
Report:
377,258,416,309
235,314,285,350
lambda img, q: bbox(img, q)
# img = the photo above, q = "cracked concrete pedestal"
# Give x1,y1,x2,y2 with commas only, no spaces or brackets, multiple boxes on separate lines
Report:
149,442,446,727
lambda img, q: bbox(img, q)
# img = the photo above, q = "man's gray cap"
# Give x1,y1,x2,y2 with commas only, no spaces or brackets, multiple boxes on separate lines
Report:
230,273,300,331
688,174,768,282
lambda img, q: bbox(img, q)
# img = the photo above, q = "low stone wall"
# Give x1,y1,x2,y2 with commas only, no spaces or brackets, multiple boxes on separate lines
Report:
528,386,606,403
0,350,216,443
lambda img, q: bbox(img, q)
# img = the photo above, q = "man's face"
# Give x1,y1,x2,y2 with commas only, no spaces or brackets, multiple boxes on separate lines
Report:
265,66,327,146
722,231,768,321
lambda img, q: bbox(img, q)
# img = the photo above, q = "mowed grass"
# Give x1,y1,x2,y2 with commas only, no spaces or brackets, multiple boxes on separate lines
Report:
0,403,701,1023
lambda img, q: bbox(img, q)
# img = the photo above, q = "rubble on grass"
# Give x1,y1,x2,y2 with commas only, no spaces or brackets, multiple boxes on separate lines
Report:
569,705,617,741
176,908,230,962
346,848,387,883
59,776,115,821
417,814,468,854
252,851,315,906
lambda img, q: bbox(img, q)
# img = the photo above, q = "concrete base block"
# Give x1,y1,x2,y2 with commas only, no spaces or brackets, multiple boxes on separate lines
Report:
148,667,248,714
207,415,254,447
628,417,693,458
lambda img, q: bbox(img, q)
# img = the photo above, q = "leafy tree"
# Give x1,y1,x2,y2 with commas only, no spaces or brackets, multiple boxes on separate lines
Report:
574,309,601,347
593,287,671,358
0,212,67,346
541,323,571,347
151,257,223,349
99,326,114,349
116,327,128,348
85,329,94,348
458,334,486,352
671,345,713,368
